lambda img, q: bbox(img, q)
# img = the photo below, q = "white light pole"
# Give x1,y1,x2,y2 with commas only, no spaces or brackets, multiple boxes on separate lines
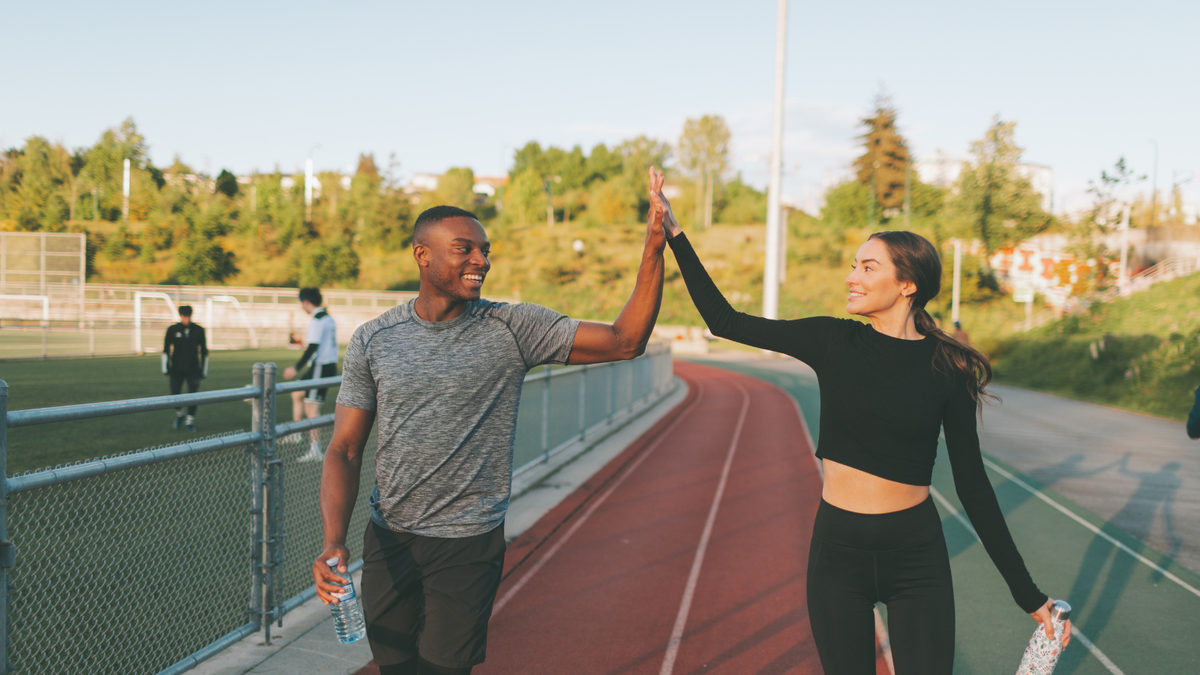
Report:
763,0,788,319
304,157,314,224
122,158,130,222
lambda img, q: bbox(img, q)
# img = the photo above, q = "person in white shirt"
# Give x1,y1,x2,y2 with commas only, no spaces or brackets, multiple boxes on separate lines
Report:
284,287,338,460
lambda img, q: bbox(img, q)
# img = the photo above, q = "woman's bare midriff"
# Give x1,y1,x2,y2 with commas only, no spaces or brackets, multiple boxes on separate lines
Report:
821,459,930,514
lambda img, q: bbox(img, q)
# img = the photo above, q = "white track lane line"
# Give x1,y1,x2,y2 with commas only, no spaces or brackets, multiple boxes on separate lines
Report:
982,457,1200,599
929,486,1124,675
659,383,751,675
491,382,704,617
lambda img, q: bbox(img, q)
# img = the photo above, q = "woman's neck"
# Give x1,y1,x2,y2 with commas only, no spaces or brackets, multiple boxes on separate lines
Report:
868,309,922,340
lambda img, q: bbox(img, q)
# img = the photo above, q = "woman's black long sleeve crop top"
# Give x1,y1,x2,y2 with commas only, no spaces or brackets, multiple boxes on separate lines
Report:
668,233,1047,613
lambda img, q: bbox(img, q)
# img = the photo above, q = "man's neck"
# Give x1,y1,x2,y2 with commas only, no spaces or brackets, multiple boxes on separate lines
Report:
413,293,469,323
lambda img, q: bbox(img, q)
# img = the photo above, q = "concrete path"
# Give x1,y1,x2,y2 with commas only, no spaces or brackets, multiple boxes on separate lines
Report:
981,384,1199,575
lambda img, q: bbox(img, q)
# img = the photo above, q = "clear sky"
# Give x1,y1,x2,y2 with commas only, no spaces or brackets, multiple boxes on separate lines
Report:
4,0,1197,215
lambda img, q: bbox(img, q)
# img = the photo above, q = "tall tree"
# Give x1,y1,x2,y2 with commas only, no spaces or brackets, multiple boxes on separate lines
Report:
949,116,1053,254
677,115,730,229
853,95,911,221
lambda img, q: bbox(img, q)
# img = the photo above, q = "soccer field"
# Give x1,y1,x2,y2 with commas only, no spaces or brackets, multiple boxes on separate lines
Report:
0,348,336,474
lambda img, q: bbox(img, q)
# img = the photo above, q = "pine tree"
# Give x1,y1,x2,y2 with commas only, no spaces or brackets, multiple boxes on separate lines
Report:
853,95,911,220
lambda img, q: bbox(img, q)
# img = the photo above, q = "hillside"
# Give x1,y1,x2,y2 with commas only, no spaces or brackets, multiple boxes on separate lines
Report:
990,271,1200,420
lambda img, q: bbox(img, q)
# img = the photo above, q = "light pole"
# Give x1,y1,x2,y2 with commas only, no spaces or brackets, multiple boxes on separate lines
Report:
1150,139,1158,228
762,0,788,320
305,144,321,224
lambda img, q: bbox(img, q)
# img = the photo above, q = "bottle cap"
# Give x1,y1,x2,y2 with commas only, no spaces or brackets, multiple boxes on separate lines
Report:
1051,599,1071,622
326,556,340,568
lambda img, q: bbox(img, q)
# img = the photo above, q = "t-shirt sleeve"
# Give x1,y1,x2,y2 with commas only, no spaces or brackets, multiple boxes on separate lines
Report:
335,328,377,411
667,232,835,366
505,303,580,368
942,381,1047,613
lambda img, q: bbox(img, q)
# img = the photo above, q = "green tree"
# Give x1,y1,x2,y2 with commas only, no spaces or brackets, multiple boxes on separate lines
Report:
296,240,360,286
586,178,636,225
819,180,873,232
585,143,623,184
677,115,730,229
1069,157,1144,284
853,95,911,220
80,118,149,221
949,116,1053,254
501,167,545,227
172,236,237,284
214,169,239,198
715,175,767,224
429,167,477,210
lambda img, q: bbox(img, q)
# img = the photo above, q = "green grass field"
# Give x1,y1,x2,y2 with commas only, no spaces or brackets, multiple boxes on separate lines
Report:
1,348,338,474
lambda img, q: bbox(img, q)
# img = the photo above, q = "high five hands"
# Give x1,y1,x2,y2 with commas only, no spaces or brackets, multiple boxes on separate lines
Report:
647,166,681,240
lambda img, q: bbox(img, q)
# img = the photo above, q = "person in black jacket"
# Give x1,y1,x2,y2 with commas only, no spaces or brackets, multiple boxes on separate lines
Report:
162,305,208,431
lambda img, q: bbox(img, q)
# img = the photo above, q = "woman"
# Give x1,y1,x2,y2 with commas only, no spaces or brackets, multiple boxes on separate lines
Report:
655,194,1070,673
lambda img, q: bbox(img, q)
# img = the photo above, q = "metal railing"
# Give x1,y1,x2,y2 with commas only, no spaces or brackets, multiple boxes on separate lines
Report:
0,343,674,674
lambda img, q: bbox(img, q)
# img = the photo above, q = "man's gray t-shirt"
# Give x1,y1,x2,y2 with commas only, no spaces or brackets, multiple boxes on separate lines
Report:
337,298,579,538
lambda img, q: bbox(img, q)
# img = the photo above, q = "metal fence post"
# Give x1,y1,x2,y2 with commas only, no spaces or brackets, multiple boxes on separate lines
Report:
262,364,282,635
1,380,11,675
578,365,587,442
248,365,265,635
260,364,279,643
540,365,551,462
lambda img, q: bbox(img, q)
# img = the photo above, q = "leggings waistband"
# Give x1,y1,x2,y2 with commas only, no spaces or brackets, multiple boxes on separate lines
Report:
812,496,941,551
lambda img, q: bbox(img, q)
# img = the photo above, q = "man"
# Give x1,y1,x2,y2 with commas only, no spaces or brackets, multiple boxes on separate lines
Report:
313,168,668,675
162,305,208,431
284,287,339,461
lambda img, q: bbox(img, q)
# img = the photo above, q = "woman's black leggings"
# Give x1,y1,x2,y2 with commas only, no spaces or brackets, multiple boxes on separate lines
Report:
807,496,955,675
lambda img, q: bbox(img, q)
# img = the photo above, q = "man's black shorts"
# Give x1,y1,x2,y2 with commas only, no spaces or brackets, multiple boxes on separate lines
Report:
360,520,506,669
302,362,338,403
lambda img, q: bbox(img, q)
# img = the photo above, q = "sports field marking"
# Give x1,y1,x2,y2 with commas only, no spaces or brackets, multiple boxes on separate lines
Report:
929,486,1124,675
659,383,750,675
491,382,704,617
981,457,1200,600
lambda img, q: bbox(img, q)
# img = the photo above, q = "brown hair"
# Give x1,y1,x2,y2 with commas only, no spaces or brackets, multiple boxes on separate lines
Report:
868,230,994,405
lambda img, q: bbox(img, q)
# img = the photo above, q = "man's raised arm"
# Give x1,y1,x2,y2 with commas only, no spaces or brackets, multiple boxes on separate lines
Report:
568,167,667,364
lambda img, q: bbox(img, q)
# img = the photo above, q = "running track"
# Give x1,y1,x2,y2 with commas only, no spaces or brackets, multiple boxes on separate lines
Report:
475,361,886,674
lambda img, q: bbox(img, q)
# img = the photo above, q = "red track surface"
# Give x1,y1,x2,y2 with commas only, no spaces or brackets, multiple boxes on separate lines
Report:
361,361,892,674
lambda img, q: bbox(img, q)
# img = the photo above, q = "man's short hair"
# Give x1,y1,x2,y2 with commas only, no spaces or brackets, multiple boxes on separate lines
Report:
413,205,479,246
178,305,193,317
299,287,323,306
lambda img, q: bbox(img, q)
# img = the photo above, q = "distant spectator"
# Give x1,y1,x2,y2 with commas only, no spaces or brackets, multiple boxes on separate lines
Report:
283,287,338,461
162,305,208,431
1188,386,1200,439
952,320,971,346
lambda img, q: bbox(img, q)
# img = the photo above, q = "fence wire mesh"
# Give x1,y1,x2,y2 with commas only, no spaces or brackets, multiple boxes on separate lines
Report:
0,346,673,673
7,434,253,674
272,427,378,608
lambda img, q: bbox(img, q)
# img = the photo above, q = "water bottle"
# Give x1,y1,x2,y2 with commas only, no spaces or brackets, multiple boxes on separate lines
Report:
1016,599,1071,674
326,557,367,644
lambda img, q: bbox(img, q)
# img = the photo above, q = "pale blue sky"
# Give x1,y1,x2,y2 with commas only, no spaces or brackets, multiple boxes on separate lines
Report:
4,0,1197,214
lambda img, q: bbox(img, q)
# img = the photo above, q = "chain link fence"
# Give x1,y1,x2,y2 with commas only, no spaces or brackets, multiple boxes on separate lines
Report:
0,344,674,674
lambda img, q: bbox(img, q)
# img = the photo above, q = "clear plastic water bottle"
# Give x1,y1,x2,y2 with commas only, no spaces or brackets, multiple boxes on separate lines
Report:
326,557,367,644
1016,599,1071,674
